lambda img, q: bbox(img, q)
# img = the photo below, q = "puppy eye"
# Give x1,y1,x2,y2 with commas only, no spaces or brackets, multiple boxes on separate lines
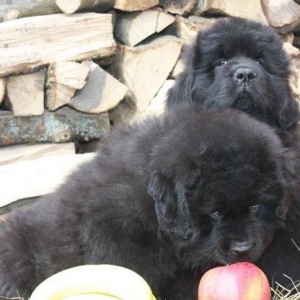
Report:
249,204,260,212
256,60,264,67
210,211,223,220
217,59,227,67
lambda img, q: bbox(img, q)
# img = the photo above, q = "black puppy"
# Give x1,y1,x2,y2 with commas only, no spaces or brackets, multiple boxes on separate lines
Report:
164,17,300,297
0,105,299,300
167,18,300,130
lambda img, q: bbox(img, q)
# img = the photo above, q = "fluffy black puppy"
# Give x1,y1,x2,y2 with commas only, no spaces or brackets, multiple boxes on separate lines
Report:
0,105,300,300
167,18,300,130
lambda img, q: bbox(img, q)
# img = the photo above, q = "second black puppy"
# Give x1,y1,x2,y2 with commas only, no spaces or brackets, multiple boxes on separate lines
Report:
167,18,300,130
0,105,300,300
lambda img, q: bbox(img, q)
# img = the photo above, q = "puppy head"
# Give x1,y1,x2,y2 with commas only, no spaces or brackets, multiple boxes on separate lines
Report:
167,17,299,129
147,108,298,268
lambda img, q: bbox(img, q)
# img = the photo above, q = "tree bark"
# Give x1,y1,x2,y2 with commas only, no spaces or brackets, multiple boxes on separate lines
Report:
0,0,61,22
0,108,110,146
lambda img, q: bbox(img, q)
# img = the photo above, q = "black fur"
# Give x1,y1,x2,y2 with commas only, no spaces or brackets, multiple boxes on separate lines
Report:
0,105,299,300
167,18,300,129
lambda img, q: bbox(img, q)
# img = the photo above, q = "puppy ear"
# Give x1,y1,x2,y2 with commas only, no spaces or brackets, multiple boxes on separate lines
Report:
166,70,194,107
166,44,195,108
277,90,300,129
147,171,194,239
276,193,292,220
276,149,299,219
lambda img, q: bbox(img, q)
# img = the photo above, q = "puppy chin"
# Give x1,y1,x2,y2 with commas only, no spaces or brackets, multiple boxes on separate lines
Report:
215,249,262,265
215,235,275,266
232,91,255,112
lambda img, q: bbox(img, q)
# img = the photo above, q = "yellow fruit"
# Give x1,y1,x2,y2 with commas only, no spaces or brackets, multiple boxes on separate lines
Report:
30,265,156,300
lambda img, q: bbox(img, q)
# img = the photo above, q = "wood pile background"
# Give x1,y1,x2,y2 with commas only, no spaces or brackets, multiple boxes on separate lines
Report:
1,0,300,208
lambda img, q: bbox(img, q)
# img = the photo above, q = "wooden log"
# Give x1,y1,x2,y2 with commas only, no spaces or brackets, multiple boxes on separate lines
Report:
137,80,174,121
261,0,300,34
174,16,217,44
115,9,175,46
170,58,185,79
68,62,128,113
160,0,197,15
108,97,137,125
109,80,174,124
0,152,95,206
111,36,183,112
284,43,300,103
0,108,110,146
0,78,5,105
0,13,115,77
0,0,115,22
167,16,218,79
0,0,61,23
46,61,90,111
56,0,114,14
195,0,268,24
0,143,75,166
7,70,46,116
281,32,295,44
114,0,159,11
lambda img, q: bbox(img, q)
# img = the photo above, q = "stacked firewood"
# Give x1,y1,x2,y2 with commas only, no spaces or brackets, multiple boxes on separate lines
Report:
0,0,182,147
1,0,300,206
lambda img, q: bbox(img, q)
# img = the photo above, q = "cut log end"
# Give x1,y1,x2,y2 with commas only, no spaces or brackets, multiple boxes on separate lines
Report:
111,36,183,113
46,61,90,111
56,0,81,14
69,62,128,114
7,70,46,116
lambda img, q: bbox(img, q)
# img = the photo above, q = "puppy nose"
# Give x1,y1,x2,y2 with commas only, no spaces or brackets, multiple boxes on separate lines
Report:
234,68,256,85
230,241,253,256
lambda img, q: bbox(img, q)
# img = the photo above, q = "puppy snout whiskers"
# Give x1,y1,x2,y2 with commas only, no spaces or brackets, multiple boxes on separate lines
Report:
234,68,256,85
230,241,253,256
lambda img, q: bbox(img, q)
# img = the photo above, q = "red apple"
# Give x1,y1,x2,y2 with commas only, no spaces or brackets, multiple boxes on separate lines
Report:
198,262,271,300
